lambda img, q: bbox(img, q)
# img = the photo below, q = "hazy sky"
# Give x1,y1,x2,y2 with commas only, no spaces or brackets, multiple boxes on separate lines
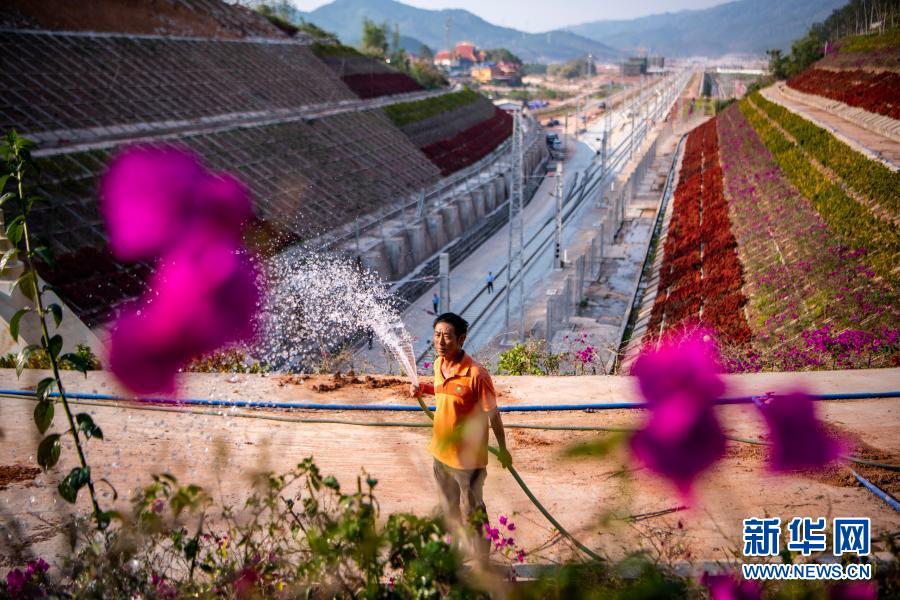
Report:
289,0,728,32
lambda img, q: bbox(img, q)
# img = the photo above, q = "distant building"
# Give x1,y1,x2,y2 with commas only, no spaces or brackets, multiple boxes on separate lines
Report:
471,61,521,86
621,57,647,77
434,50,453,68
648,55,665,69
454,41,478,65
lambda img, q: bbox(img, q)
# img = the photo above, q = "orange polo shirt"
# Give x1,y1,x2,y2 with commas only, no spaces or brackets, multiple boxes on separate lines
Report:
420,352,497,470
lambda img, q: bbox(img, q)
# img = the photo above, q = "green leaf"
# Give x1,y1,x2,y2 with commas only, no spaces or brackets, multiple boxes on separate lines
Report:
5,214,24,245
47,303,63,328
0,173,9,192
12,270,36,301
16,344,40,376
36,376,55,402
9,307,30,342
58,466,91,503
60,352,89,375
37,433,61,470
48,334,62,360
34,400,54,434
184,537,199,561
0,247,18,272
0,191,14,207
76,413,103,440
33,246,54,268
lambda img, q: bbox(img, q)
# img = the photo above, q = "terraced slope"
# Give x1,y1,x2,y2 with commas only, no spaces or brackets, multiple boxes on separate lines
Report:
384,89,512,176
786,31,900,119
2,30,442,327
640,92,898,371
311,43,424,99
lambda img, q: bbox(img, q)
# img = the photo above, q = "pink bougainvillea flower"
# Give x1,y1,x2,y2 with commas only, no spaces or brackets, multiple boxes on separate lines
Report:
101,147,254,261
100,147,207,261
632,331,724,409
101,146,261,395
630,394,726,498
754,392,844,472
702,572,762,600
108,238,260,394
630,332,727,498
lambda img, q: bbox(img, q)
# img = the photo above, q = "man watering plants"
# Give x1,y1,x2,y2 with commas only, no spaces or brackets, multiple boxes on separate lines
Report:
409,312,512,553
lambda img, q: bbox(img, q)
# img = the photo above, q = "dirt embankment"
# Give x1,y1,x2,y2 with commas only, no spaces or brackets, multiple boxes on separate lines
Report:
0,0,284,39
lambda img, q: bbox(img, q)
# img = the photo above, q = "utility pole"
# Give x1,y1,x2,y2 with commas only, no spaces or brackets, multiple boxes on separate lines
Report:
439,252,450,313
554,160,564,270
445,17,452,57
505,110,525,342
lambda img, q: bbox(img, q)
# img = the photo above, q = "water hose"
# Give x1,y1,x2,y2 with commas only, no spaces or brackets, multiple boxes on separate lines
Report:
850,469,900,512
2,388,897,412
2,392,896,471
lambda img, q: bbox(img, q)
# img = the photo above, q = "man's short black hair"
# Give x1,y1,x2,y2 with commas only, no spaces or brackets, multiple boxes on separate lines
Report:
433,312,469,338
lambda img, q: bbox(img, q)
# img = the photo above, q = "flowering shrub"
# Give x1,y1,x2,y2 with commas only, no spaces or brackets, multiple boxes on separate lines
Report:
1,460,480,598
787,68,900,120
631,330,848,496
100,146,262,394
751,91,899,215
484,513,526,571
739,95,899,288
341,73,423,99
646,118,752,346
422,107,513,176
496,338,562,375
717,103,898,370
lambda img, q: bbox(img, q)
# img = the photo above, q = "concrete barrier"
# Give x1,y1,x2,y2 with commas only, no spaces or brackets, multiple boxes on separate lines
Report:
406,223,430,264
385,236,413,277
440,204,462,239
482,182,496,212
456,194,476,229
494,175,507,202
471,188,486,218
426,213,448,250
361,240,394,280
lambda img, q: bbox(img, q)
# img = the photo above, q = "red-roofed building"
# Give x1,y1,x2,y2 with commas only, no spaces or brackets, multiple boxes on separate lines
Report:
455,41,478,64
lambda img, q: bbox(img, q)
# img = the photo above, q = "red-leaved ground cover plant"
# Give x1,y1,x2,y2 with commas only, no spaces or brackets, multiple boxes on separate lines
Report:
646,118,752,349
786,68,900,119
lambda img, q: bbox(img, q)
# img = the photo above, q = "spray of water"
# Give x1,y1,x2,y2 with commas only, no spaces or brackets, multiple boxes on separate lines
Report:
256,250,417,385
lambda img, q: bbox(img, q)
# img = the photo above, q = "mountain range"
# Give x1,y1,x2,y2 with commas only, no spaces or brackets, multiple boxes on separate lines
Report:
296,0,847,61
567,0,847,57
296,0,621,62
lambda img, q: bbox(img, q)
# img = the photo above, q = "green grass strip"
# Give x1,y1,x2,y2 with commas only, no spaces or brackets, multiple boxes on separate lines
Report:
739,96,900,284
383,88,480,127
750,91,900,215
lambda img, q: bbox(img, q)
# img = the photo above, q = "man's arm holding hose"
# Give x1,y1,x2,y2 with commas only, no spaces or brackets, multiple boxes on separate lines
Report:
489,409,512,469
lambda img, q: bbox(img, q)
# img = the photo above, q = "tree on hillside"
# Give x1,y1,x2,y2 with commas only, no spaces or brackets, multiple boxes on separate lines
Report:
548,55,595,79
361,18,389,57
483,48,523,65
410,61,449,89
418,44,434,61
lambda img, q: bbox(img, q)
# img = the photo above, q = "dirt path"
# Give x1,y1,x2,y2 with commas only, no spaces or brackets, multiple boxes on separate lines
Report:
1,368,898,569
762,83,900,169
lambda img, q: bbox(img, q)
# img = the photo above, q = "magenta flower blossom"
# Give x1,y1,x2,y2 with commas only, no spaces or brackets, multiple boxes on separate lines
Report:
101,146,261,394
702,572,762,600
754,392,844,471
101,147,252,261
630,332,727,498
498,515,507,525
